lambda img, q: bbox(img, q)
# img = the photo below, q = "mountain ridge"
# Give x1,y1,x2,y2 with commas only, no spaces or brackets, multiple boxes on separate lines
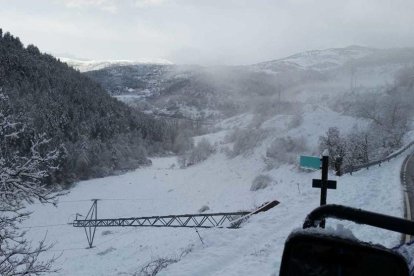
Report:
0,29,181,183
84,45,414,121
58,57,173,72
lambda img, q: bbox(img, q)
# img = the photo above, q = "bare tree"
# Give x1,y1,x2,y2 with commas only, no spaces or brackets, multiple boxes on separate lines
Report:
0,93,60,275
345,129,371,165
350,93,410,154
319,127,347,167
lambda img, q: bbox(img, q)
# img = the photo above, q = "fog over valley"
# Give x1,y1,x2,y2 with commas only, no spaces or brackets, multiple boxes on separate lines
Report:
1,1,414,275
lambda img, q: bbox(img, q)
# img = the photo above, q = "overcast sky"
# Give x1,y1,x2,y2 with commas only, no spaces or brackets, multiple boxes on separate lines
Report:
1,0,414,65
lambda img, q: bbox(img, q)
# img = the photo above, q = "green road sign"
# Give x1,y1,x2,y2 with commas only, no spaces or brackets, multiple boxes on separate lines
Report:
300,155,321,170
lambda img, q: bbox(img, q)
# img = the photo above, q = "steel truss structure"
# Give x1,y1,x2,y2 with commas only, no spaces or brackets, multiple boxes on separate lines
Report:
73,212,249,229
73,199,279,248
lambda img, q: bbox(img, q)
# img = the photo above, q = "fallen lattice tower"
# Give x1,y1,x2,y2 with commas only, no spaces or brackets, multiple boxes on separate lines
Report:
72,199,279,248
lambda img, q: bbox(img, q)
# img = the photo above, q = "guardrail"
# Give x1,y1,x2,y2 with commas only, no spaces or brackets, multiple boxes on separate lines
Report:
342,141,414,175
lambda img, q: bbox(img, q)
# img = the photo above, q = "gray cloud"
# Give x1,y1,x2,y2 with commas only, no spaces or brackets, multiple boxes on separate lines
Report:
1,0,414,65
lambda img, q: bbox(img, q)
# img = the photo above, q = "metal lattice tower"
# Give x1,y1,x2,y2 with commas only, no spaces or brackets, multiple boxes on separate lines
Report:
73,199,279,248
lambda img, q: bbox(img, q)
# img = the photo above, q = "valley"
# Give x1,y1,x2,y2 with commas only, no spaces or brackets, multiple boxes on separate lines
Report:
2,28,414,275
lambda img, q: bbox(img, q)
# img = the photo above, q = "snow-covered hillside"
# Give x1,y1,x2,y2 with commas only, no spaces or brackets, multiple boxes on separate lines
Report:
24,107,406,275
82,46,414,122
254,45,376,73
58,57,173,72
20,46,414,275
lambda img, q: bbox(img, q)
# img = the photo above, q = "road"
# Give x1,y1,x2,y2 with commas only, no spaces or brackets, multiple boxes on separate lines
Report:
401,153,414,242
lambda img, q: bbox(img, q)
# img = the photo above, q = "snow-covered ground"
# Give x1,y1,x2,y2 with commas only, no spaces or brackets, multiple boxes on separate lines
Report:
254,46,376,73
58,57,173,72
23,107,407,275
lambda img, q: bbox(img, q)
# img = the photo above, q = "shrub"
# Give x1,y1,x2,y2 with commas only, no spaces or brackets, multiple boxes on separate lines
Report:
265,136,307,169
135,246,192,276
226,128,268,157
136,258,178,276
287,114,303,129
178,138,215,167
250,175,274,191
172,130,194,154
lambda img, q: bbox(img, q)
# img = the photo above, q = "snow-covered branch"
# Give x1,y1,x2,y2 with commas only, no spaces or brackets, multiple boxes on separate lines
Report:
0,94,60,274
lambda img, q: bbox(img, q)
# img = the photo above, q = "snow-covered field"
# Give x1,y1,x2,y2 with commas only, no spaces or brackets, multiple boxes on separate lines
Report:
23,107,407,275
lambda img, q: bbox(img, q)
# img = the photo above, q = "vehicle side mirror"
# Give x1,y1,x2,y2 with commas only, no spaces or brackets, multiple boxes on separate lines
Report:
279,231,409,276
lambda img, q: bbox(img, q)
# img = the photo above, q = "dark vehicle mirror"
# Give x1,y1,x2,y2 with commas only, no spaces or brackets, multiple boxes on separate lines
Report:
279,232,409,276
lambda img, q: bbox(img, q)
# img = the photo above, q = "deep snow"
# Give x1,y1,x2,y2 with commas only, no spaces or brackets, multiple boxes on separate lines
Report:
23,107,406,276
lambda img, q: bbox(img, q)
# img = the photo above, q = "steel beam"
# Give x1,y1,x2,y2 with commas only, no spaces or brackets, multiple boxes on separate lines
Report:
73,199,279,248
73,212,249,229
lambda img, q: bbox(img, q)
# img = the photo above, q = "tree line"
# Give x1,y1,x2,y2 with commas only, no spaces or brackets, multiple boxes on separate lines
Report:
0,29,198,274
0,29,193,185
320,66,414,171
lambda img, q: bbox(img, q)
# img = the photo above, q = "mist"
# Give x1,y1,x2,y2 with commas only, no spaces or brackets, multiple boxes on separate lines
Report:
2,0,414,65
3,2,414,274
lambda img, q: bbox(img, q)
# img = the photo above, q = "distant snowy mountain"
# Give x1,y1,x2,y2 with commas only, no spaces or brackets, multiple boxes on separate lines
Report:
23,45,414,276
253,46,376,73
83,46,414,121
58,57,173,72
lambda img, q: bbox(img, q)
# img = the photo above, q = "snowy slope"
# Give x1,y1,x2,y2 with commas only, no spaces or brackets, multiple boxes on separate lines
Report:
23,108,406,276
59,57,173,72
82,46,414,124
252,46,414,92
253,46,376,73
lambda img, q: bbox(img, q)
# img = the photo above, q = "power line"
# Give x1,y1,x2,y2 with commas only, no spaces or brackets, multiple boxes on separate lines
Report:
48,247,86,252
21,223,68,229
31,197,155,205
95,198,154,202
30,199,91,205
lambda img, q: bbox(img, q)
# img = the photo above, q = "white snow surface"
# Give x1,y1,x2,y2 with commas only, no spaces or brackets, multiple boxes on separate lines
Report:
255,46,375,72
59,57,173,72
280,47,373,70
24,109,406,275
